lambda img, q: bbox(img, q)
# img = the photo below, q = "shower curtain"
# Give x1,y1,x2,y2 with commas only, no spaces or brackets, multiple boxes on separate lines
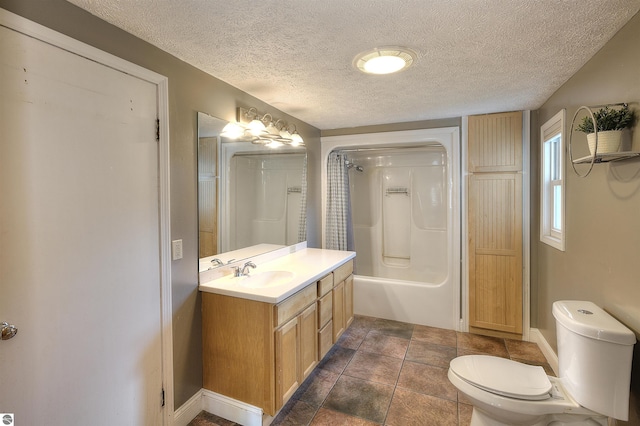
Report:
325,151,354,251
297,154,308,243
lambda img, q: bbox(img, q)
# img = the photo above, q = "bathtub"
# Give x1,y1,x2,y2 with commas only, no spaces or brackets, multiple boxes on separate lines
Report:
354,274,458,329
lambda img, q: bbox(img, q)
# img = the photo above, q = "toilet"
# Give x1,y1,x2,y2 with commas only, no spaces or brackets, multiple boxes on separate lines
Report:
448,300,636,425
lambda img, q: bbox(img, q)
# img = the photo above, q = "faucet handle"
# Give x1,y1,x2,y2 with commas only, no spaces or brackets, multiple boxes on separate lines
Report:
231,266,242,277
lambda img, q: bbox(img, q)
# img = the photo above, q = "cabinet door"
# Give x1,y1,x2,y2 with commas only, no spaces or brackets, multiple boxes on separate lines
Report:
345,274,354,328
332,281,345,342
318,320,333,360
468,173,523,334
275,316,299,409
468,111,522,172
299,304,318,381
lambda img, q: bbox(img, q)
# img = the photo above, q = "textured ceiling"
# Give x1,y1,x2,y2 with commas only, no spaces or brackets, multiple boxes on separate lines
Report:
67,0,640,130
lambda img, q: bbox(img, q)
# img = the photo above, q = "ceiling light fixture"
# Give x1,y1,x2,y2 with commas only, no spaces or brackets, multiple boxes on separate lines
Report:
221,107,305,148
353,46,417,75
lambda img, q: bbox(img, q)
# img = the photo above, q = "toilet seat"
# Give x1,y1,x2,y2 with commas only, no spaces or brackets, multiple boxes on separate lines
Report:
449,355,552,400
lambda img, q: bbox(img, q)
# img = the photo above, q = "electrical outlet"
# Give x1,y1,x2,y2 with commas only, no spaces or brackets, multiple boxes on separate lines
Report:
172,239,183,260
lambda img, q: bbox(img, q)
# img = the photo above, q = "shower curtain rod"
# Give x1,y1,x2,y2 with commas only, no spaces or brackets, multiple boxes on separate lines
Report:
336,144,441,153
233,151,304,157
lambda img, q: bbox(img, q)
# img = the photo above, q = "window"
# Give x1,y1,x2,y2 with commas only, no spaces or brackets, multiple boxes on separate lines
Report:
540,109,565,250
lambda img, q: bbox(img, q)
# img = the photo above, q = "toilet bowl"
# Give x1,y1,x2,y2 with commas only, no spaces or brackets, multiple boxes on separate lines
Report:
448,301,636,426
448,355,607,426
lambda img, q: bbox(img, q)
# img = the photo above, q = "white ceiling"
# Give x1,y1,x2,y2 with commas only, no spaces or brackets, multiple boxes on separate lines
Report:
67,0,640,130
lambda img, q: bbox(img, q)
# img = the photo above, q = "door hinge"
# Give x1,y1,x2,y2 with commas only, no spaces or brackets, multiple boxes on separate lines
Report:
161,388,165,407
156,118,160,142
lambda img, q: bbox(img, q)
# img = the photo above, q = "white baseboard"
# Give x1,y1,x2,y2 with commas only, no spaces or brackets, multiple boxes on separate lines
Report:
202,390,263,426
173,390,205,426
173,389,263,426
529,327,559,375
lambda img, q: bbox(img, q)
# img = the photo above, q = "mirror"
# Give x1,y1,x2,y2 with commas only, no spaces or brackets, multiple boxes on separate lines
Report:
197,112,307,273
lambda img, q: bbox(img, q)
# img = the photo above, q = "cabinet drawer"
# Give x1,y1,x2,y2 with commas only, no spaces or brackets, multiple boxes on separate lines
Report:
318,320,333,360
333,260,353,284
318,292,332,328
317,273,334,297
275,284,317,327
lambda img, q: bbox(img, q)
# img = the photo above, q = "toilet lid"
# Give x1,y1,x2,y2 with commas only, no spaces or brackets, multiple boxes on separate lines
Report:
450,355,552,401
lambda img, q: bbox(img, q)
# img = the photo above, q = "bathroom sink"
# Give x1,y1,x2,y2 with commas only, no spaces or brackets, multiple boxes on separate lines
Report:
236,270,295,289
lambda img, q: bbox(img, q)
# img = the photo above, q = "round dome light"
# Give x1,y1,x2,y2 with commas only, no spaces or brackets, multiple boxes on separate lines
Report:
354,46,416,75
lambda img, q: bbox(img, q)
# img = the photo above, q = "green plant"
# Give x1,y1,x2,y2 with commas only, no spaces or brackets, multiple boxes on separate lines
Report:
576,105,636,133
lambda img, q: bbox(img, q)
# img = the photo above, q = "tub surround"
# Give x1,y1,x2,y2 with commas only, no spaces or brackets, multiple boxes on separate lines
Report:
321,128,461,330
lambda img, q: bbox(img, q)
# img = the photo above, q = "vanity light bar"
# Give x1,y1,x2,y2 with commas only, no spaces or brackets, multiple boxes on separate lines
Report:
220,107,305,148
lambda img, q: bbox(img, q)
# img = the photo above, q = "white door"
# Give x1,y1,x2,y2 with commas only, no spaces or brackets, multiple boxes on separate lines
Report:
0,19,165,425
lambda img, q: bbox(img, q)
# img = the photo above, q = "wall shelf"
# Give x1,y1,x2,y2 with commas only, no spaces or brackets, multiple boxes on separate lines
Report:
572,151,640,164
569,104,637,177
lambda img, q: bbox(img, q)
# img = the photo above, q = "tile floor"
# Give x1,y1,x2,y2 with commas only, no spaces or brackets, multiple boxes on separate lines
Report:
189,315,553,426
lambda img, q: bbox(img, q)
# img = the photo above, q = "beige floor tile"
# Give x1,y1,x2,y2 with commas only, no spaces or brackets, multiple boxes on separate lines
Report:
309,407,378,425
406,340,457,368
385,387,457,426
317,345,356,374
359,331,410,359
458,403,473,426
370,318,415,339
511,357,556,376
342,350,403,385
505,339,547,363
456,333,509,357
336,326,368,350
397,360,457,401
271,399,317,426
293,367,340,407
323,375,394,424
412,325,457,347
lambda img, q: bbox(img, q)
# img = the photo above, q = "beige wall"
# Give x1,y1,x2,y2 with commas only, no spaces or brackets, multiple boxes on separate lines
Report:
534,11,640,423
534,10,640,346
321,117,462,137
0,0,321,408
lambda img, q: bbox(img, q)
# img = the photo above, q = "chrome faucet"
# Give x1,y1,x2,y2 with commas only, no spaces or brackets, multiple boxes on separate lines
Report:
233,261,257,277
210,258,224,266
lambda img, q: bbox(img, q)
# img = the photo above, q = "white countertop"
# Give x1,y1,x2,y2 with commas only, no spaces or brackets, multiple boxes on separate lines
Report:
198,248,356,303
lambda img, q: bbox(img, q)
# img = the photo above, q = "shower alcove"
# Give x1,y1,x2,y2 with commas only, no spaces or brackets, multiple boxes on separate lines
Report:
322,127,461,330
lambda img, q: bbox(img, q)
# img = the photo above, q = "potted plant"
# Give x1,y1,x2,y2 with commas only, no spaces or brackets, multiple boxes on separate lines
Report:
576,105,636,155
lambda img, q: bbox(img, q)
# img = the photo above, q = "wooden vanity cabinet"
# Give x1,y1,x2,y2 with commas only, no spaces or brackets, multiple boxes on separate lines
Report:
202,259,354,416
203,283,317,416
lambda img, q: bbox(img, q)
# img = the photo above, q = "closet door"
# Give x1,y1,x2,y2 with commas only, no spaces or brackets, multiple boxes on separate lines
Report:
468,173,523,334
468,111,523,336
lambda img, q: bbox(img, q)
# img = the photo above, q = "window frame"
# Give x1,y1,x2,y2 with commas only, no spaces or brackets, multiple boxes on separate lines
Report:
540,109,566,251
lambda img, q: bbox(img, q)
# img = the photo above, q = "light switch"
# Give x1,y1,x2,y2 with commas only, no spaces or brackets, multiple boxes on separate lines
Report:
172,239,183,260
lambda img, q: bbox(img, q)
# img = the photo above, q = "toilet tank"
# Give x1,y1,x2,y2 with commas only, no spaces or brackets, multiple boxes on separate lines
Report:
553,300,636,421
